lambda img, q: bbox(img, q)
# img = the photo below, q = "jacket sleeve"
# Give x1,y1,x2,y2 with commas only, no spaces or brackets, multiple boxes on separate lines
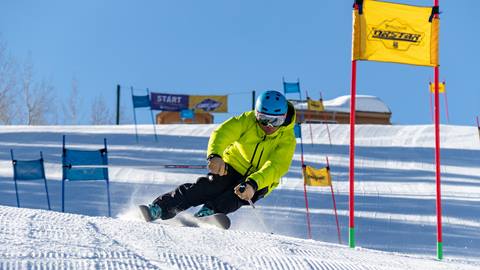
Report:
248,131,296,192
207,112,250,158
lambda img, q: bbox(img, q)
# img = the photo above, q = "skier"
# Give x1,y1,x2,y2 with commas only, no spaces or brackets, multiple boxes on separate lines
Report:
142,90,296,221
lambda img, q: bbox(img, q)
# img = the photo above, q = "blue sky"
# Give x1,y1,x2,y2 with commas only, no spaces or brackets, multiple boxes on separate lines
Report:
0,0,478,125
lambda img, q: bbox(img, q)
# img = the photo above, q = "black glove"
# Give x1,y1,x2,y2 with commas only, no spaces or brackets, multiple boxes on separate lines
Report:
234,181,257,201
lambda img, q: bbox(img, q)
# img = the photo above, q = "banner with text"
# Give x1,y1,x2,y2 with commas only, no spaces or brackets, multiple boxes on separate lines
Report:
304,166,332,187
307,98,325,112
150,93,189,111
352,0,439,66
150,93,228,112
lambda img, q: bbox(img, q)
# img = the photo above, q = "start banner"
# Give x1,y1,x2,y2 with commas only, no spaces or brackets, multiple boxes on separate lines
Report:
150,93,189,111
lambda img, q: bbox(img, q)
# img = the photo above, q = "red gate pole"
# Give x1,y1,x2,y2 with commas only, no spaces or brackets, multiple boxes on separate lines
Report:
305,90,315,146
303,173,312,239
434,63,443,261
429,87,434,122
327,157,342,244
320,92,333,146
300,127,312,239
349,58,357,248
433,0,443,260
443,83,450,123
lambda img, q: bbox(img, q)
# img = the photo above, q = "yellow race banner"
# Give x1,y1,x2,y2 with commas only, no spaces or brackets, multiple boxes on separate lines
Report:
429,82,445,93
307,98,325,112
352,0,439,66
304,166,332,187
189,95,228,112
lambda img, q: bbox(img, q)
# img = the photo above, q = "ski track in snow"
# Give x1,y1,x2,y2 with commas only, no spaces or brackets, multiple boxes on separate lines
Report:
0,206,477,270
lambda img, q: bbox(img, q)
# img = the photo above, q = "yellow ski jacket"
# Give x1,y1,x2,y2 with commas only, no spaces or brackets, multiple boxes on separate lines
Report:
207,103,296,196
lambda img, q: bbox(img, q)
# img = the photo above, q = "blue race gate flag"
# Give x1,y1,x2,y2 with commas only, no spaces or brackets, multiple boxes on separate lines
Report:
294,123,302,138
131,87,158,142
132,95,151,108
283,82,300,94
62,135,111,217
10,150,51,210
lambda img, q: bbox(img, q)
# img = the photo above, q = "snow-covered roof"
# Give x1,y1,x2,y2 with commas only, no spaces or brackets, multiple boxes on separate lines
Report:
291,95,391,113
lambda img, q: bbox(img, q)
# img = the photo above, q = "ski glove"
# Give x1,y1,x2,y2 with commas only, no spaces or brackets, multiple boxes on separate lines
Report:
207,155,227,176
234,182,255,201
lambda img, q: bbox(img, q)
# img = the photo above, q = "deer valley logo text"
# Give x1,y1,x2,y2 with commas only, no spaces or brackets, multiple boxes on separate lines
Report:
307,174,326,181
368,19,424,51
195,98,223,112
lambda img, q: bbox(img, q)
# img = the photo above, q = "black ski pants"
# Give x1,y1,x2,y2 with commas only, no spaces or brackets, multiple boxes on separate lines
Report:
152,165,267,220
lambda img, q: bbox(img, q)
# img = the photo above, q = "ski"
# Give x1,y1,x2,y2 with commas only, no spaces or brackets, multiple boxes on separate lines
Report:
177,213,231,230
139,205,230,229
139,205,153,222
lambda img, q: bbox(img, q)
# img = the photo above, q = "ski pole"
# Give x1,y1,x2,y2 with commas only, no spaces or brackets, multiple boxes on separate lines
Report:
239,183,255,208
238,183,272,234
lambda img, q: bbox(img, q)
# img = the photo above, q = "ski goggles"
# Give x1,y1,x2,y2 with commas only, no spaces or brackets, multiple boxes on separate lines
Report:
255,111,286,127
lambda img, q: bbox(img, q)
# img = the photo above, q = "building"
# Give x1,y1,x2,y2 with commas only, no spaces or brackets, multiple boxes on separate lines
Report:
154,95,391,125
291,95,392,125
156,111,213,124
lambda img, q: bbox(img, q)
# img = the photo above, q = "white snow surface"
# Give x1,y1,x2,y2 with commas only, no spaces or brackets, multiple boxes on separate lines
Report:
0,124,479,269
293,95,391,113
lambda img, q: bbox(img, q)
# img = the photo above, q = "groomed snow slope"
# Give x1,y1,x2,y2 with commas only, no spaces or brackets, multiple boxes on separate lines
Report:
0,205,477,270
0,124,479,269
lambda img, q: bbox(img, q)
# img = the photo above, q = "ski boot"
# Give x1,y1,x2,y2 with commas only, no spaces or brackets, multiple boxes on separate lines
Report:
139,203,162,222
149,204,163,220
194,205,215,217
